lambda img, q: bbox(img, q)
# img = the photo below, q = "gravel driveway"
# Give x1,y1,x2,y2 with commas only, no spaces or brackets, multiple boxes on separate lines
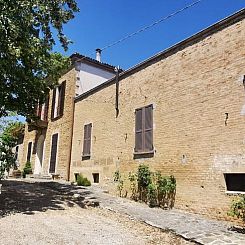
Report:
0,180,192,245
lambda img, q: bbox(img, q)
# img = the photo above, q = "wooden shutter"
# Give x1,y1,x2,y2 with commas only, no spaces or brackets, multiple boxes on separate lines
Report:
49,133,58,173
27,142,32,162
43,95,49,121
59,81,66,117
135,105,153,153
82,123,92,157
144,105,153,152
51,88,56,119
135,108,143,153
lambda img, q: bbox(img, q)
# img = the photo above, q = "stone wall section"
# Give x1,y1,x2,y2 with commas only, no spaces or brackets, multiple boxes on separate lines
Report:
71,19,245,219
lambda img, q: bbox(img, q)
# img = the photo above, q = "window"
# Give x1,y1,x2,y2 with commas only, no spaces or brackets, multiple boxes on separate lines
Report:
36,96,49,121
224,173,245,193
51,81,66,119
49,133,58,173
26,142,32,162
82,123,92,158
134,104,154,154
93,173,99,183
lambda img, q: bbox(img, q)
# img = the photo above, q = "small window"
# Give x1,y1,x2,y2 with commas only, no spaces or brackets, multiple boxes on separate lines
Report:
134,104,154,155
26,142,32,162
51,81,66,119
74,173,79,182
82,123,92,158
93,173,99,183
224,173,245,193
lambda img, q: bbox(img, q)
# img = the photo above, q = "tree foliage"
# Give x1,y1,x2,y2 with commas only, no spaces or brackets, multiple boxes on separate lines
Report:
0,120,24,179
0,0,79,118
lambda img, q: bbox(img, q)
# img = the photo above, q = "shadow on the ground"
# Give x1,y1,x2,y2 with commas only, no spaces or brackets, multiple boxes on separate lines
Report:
0,180,92,218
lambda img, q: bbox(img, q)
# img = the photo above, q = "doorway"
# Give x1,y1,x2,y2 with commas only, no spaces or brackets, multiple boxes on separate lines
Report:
34,135,45,175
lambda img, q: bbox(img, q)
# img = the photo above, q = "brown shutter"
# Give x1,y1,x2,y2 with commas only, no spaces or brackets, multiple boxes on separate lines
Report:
51,88,56,119
59,81,66,116
43,95,49,122
49,133,58,173
135,108,143,152
144,104,153,152
135,105,153,153
27,142,32,162
82,123,92,157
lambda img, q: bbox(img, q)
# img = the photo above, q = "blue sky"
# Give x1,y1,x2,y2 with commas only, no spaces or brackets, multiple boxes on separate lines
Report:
55,0,245,70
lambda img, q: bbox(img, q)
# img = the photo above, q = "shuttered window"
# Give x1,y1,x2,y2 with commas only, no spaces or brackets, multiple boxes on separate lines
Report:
51,81,66,119
27,142,32,162
49,133,58,173
82,123,92,157
135,104,153,154
36,95,49,121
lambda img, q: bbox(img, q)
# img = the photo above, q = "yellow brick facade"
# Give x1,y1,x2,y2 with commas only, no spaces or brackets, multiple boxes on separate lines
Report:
21,68,76,180
71,17,245,219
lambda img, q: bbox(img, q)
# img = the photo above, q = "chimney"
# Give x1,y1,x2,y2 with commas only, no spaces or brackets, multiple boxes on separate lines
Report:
95,48,102,62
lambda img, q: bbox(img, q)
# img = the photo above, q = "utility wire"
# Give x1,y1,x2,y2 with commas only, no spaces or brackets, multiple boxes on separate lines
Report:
100,0,204,51
78,0,203,62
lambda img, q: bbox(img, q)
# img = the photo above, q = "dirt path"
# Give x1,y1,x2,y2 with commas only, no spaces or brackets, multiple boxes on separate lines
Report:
0,180,193,245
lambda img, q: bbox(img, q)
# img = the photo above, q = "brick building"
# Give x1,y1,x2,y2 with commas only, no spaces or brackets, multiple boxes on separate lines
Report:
20,53,117,179
70,9,245,218
20,9,245,219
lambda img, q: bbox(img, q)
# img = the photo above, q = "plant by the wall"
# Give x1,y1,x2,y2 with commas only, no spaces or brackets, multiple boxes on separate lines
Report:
156,172,176,208
22,161,32,178
76,174,91,186
113,170,120,182
137,164,152,202
117,179,124,197
228,195,245,225
128,172,138,201
147,183,157,207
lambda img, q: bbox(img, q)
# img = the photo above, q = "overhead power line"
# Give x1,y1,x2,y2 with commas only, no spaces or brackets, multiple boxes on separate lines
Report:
100,0,204,51
78,0,203,63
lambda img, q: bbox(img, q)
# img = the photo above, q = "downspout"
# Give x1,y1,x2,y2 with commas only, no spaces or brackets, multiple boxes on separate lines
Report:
67,91,76,182
115,66,120,117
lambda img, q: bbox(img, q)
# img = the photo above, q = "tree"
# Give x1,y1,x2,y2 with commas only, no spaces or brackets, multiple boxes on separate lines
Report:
0,121,24,179
0,0,79,118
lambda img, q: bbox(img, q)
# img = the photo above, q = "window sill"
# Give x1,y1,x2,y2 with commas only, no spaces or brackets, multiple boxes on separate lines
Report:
51,114,63,122
133,150,154,159
226,190,245,195
82,155,91,160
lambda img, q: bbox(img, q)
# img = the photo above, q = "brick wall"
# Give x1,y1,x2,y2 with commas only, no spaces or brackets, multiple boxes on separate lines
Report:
21,68,76,179
71,19,245,219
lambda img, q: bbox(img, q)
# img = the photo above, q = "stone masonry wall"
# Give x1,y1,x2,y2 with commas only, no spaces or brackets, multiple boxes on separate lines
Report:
71,19,245,219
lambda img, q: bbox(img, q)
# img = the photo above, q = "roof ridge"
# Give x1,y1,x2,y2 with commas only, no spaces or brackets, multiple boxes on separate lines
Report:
70,53,123,72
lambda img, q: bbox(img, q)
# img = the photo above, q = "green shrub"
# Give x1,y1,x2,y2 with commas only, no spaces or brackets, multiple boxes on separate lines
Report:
137,164,152,202
76,174,91,186
228,195,245,224
22,161,32,178
147,183,157,207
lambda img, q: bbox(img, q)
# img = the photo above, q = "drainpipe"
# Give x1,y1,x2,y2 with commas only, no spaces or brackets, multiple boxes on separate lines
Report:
67,91,76,182
115,66,120,117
